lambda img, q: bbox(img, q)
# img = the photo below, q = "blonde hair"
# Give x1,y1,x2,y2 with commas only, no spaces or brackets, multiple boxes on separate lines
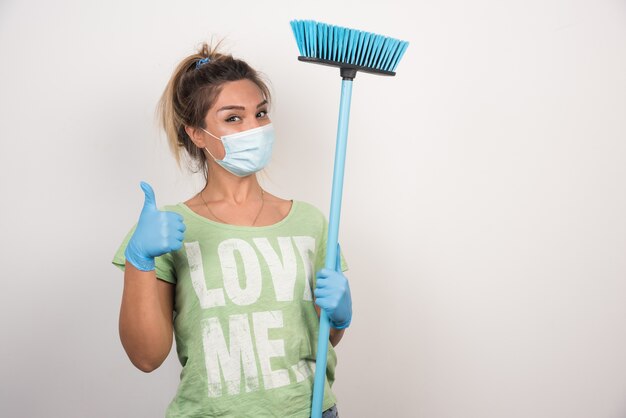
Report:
157,41,272,181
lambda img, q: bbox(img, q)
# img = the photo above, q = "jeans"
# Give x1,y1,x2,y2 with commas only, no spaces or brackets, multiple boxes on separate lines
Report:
321,405,339,418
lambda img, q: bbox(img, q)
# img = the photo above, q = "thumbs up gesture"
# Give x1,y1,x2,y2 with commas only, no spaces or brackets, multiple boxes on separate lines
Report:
124,181,186,271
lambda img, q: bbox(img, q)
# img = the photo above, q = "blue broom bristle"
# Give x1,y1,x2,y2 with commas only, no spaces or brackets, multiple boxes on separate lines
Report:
290,20,409,73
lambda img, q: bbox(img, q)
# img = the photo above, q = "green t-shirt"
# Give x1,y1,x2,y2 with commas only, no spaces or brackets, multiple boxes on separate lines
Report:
112,200,348,418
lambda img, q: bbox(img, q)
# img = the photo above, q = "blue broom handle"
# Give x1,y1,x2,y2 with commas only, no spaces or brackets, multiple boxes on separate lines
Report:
311,78,353,418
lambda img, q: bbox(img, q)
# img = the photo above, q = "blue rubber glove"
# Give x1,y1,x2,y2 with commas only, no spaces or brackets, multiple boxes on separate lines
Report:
314,268,352,329
124,181,186,271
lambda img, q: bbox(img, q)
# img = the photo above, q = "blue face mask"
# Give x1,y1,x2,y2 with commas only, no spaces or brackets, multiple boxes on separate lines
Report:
202,123,275,177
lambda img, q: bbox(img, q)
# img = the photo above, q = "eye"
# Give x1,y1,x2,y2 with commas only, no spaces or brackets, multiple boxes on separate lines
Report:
256,109,268,118
225,115,241,122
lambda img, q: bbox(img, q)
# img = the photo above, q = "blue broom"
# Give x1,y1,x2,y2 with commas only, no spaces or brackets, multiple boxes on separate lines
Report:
289,20,409,418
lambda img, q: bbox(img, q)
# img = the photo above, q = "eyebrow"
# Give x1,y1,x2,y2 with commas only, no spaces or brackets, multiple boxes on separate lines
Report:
217,99,268,113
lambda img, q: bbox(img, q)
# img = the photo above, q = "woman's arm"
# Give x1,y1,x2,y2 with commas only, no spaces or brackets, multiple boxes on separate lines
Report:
117,182,184,372
329,328,345,347
313,268,352,347
314,303,346,347
119,261,175,372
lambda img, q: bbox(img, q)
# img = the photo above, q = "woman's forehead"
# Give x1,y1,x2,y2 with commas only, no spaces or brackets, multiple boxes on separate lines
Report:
214,79,264,107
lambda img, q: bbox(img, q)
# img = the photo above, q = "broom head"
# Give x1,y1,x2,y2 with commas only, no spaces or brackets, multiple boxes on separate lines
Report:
290,19,409,79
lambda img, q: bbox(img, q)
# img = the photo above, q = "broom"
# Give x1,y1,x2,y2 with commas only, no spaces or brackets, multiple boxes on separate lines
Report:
289,19,409,418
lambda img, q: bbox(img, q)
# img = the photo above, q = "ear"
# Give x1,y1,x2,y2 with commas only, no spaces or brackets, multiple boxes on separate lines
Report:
184,125,206,148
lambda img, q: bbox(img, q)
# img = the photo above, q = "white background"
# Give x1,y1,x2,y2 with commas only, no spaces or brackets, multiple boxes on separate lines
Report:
1,1,625,417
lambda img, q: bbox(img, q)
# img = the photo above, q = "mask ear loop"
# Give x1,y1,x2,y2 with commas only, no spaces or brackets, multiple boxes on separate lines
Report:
201,127,223,161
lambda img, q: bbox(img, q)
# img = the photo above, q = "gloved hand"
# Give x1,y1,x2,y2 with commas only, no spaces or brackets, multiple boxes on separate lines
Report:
124,181,186,271
314,268,352,329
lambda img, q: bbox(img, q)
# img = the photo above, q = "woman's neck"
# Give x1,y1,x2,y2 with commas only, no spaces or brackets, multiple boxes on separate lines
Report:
202,169,263,205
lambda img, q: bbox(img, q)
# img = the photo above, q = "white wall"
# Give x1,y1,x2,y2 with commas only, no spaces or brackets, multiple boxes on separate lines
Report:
1,0,625,417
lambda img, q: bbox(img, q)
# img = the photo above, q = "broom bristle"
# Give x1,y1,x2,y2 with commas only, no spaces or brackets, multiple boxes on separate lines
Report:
290,20,409,73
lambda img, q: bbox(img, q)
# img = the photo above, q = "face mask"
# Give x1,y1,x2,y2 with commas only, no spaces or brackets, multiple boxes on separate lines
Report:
202,123,275,177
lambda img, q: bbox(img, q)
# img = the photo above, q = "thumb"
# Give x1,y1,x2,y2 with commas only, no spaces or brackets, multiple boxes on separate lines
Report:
140,181,157,211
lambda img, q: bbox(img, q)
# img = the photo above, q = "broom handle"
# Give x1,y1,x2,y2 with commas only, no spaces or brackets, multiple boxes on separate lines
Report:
311,78,353,418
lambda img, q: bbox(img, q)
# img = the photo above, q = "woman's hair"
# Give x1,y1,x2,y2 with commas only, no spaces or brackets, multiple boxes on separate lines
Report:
157,41,272,180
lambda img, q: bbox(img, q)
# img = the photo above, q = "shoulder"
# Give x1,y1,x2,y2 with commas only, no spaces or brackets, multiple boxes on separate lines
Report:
289,200,329,233
158,203,202,227
260,192,327,224
159,203,186,214
293,200,325,219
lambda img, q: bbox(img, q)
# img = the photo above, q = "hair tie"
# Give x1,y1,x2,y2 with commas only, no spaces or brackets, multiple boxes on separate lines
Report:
196,57,211,69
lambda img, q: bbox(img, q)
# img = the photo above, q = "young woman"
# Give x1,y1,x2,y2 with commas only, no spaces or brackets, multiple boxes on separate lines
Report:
112,42,352,418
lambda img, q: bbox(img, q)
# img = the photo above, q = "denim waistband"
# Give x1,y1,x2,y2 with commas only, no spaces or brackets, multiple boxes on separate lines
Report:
320,404,338,418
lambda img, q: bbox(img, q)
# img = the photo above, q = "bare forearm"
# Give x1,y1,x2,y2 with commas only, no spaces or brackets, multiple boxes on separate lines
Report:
119,261,173,372
314,303,346,347
329,328,345,347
